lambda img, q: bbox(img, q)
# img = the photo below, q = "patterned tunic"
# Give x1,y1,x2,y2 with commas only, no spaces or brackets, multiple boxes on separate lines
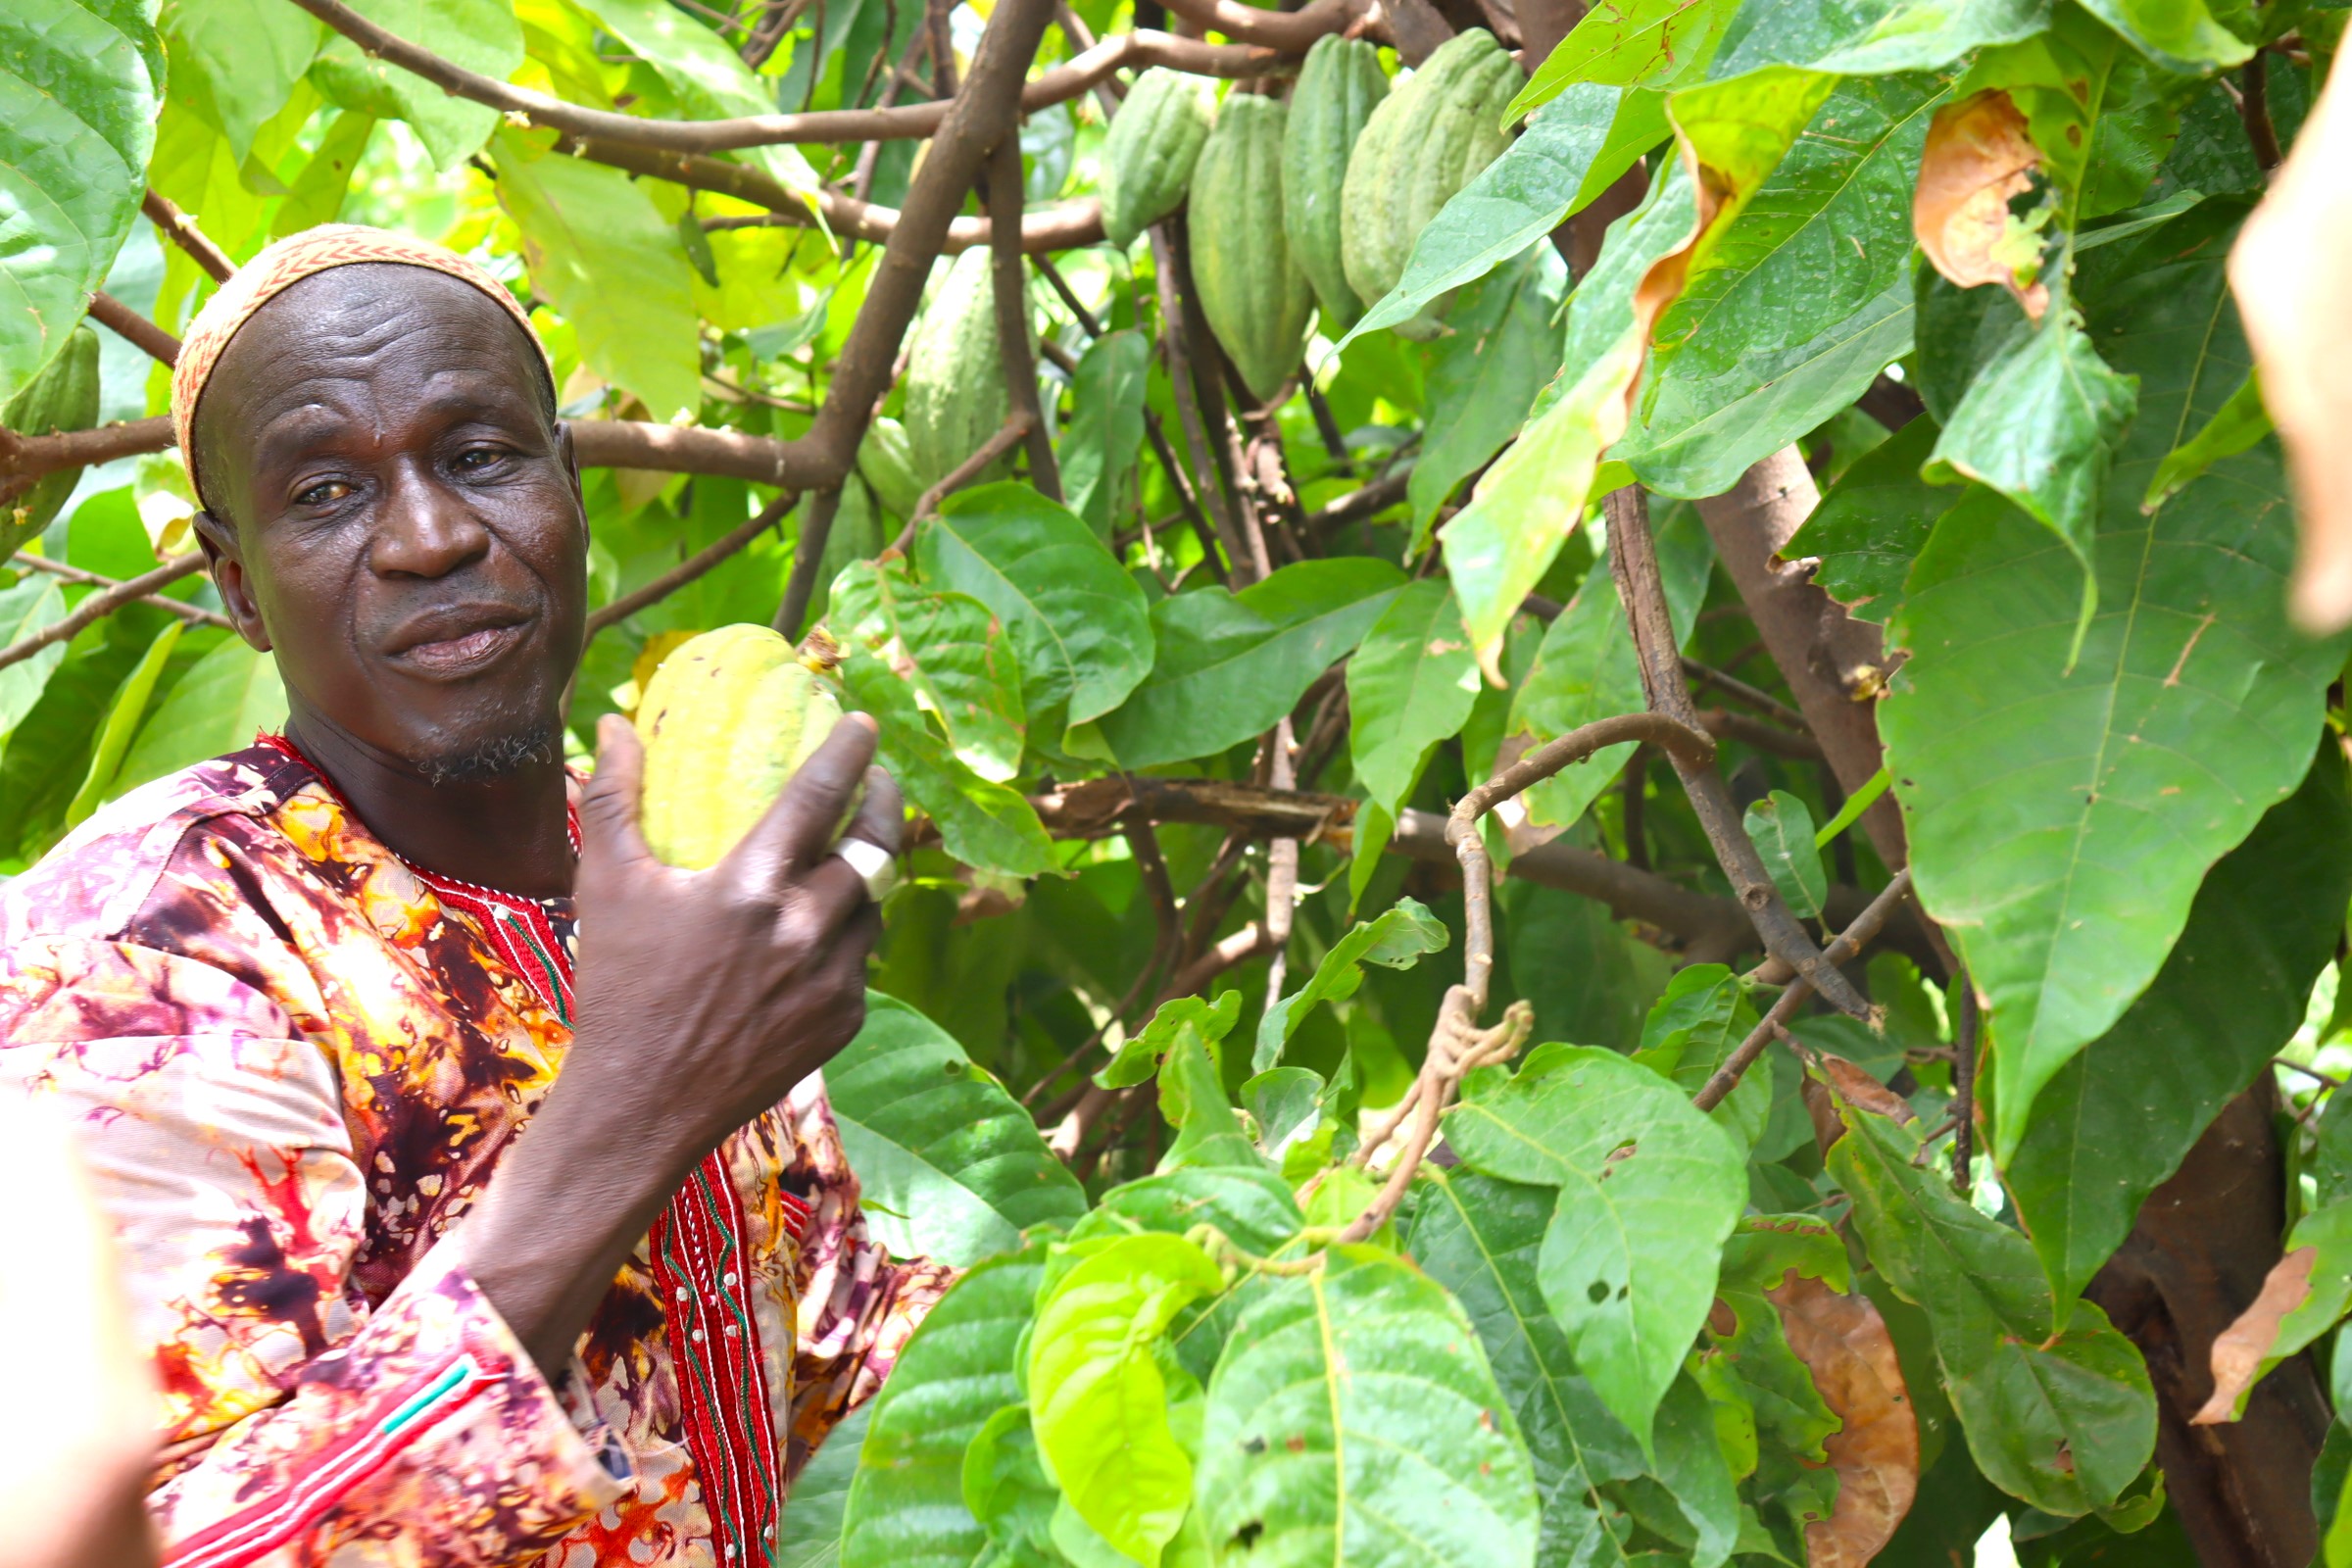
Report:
0,742,951,1566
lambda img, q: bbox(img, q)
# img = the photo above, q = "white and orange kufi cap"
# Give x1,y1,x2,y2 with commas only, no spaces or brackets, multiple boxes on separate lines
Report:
170,224,551,508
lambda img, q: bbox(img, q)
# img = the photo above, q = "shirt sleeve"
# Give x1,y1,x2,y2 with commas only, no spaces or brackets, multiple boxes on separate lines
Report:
776,1080,956,1476
1,938,632,1568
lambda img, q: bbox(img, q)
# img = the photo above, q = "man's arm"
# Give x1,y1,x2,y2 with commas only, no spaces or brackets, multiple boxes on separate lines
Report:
457,713,900,1381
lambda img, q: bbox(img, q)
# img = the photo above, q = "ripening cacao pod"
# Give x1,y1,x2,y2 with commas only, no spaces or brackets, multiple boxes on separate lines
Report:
1282,37,1389,334
857,416,926,518
635,623,849,869
1190,94,1317,404
2,325,100,559
901,249,1008,490
1339,29,1520,330
1101,68,1217,248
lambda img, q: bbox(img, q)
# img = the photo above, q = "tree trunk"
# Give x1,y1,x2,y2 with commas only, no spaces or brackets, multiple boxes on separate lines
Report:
2087,1079,2329,1568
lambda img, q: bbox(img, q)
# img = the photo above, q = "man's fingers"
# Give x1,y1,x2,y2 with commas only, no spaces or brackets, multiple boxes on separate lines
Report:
577,715,656,871
840,766,904,858
728,713,880,889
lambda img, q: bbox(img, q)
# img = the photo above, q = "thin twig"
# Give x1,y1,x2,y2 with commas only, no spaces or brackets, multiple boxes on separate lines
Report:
1683,655,1806,731
2277,1056,2346,1090
1034,252,1106,338
586,493,795,637
0,553,208,672
1143,410,1224,578
1951,967,1978,1196
9,554,231,629
2241,58,2283,172
986,136,1061,500
142,191,233,283
87,293,180,367
1150,221,1249,579
893,412,1035,553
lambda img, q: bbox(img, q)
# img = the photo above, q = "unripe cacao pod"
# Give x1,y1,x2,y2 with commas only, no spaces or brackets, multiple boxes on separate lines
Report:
902,249,1008,491
1282,37,1389,335
1191,94,1317,404
2,325,100,560
1101,69,1217,249
635,623,849,869
1339,29,1521,330
857,416,926,518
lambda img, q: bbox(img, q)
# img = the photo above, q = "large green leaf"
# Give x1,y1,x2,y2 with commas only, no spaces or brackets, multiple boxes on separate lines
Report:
1616,74,1944,498
1027,1232,1224,1568
489,128,703,421
1880,198,2346,1157
1631,964,1770,1147
832,559,1027,783
1511,0,1739,119
2073,0,2250,74
64,620,181,829
0,0,160,402
1830,1100,2157,1516
1195,1248,1542,1568
1345,579,1481,821
1705,0,2048,78
776,1403,871,1568
2006,744,2352,1305
1507,501,1713,831
1408,249,1570,536
1446,1047,1747,1446
311,0,520,170
842,1250,1046,1568
1060,331,1150,538
1097,559,1404,770
1784,416,1948,624
0,577,69,737
111,635,287,797
158,0,318,162
1253,897,1447,1071
1413,1169,1646,1566
570,0,822,198
917,483,1154,744
838,646,1055,876
825,993,1087,1267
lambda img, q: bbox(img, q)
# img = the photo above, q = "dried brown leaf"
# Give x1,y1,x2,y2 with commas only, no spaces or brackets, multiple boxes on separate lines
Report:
1912,89,2048,321
1766,1274,1921,1568
2191,1245,2317,1425
2230,48,2352,631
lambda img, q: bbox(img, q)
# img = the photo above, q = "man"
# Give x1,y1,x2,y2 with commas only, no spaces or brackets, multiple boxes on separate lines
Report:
0,225,944,1565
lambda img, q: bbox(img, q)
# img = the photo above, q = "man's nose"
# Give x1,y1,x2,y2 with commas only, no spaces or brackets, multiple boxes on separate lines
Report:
368,464,491,578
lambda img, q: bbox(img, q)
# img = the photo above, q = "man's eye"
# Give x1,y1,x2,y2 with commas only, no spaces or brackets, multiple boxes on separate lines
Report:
455,447,506,470
295,480,353,507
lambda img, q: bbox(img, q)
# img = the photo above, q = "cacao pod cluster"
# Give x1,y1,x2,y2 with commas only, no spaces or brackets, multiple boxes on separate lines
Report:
1094,29,1520,402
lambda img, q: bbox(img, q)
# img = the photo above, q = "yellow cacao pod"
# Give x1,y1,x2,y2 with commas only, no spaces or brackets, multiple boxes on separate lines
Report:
635,623,848,869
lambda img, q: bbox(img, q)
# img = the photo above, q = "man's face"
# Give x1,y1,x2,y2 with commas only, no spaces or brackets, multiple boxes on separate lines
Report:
193,265,587,782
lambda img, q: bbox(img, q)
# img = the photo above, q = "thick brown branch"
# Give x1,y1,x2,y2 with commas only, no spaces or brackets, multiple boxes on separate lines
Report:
87,293,180,367
11,555,231,629
0,553,208,673
986,137,1061,500
585,492,795,637
141,191,233,283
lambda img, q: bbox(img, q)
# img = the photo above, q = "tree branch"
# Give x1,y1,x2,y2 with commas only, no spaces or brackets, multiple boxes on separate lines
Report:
699,187,1107,254
141,191,233,283
1149,222,1247,577
986,137,1061,501
895,412,1036,551
0,553,208,673
1155,0,1374,50
585,492,796,637
774,487,844,639
10,554,231,630
87,293,180,368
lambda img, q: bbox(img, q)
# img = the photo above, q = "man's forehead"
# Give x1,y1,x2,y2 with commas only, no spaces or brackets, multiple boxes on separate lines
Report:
227,265,530,376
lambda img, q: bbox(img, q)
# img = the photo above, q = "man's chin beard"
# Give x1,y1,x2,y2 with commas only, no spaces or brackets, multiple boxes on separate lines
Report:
415,720,563,786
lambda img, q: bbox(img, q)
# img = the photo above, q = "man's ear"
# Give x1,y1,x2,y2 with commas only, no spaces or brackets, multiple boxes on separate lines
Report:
555,421,583,516
190,510,270,653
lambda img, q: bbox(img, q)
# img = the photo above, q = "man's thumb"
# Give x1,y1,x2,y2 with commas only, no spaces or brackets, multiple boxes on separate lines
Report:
578,713,653,866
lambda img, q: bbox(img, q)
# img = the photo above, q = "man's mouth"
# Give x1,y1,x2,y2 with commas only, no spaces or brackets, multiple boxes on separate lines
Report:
386,608,534,677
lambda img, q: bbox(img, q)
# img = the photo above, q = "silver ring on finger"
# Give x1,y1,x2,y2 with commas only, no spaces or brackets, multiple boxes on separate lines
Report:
834,836,901,905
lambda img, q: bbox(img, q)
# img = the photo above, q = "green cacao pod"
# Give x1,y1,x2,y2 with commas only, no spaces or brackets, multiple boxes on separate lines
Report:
1191,94,1316,404
1101,68,1216,249
1339,29,1521,328
635,623,849,869
2,325,100,559
1281,37,1389,335
856,416,926,518
901,248,1008,490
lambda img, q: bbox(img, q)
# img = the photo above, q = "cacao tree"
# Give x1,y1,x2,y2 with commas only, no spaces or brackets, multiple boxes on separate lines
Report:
6,0,2352,1563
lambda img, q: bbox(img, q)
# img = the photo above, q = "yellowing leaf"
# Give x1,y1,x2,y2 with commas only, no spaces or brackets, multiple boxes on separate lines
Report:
1912,89,2047,319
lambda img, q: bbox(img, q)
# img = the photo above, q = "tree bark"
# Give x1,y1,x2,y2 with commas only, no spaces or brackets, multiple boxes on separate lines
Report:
2087,1079,2329,1568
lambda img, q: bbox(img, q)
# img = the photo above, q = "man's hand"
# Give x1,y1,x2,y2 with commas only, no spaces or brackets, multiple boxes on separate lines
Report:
459,712,901,1378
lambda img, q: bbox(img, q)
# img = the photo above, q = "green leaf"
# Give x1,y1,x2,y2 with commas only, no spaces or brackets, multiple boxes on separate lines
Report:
569,0,823,198
2074,0,2251,74
1060,332,1151,537
1830,1099,2157,1515
158,0,318,163
918,482,1154,744
1027,1233,1224,1568
1508,501,1713,831
1784,416,1948,624
1098,992,1244,1092
1705,0,2049,79
310,0,519,170
1157,1020,1263,1173
65,621,181,830
1346,579,1482,820
1880,199,2346,1158
271,108,377,235
1510,0,1740,121
2,326,102,560
489,128,703,421
111,636,287,797
1347,88,1616,348
842,1250,1047,1568
960,1403,1062,1566
0,577,69,736
1498,882,1673,1053
1413,1168,1647,1566
2005,745,2352,1305
1741,792,1827,922
825,993,1087,1266
1446,1047,1747,1446
838,645,1055,876
1922,311,2139,661
776,1403,872,1568
1631,964,1770,1147
1651,1371,1740,1568
1097,559,1404,770
1196,1248,1543,1568
832,558,1027,783
2142,369,2270,514
1617,74,1944,498
1253,897,1448,1071
0,0,160,402
1408,249,1570,540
